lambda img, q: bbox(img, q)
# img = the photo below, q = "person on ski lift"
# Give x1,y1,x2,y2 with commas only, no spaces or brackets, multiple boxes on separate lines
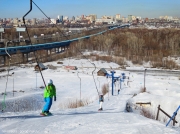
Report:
99,93,104,111
118,89,120,95
41,79,56,115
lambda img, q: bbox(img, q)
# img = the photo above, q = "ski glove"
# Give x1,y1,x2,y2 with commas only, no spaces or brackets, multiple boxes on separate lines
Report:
54,96,56,101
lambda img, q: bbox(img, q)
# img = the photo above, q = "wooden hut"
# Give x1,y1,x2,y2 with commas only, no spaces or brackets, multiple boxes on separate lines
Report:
34,63,47,71
97,68,107,76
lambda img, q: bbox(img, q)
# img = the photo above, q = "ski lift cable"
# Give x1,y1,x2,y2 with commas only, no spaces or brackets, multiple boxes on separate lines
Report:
32,0,99,95
1,41,12,112
22,0,46,88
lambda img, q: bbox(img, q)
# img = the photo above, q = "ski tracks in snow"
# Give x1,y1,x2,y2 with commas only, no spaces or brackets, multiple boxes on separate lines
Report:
0,89,180,134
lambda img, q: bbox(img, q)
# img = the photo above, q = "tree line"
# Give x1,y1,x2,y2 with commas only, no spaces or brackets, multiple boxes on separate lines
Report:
66,28,180,69
2,28,180,70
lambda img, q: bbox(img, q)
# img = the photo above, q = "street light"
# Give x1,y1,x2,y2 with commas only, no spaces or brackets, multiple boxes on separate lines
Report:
35,71,38,90
16,27,26,42
77,72,81,102
0,28,5,42
12,72,15,97
144,69,147,91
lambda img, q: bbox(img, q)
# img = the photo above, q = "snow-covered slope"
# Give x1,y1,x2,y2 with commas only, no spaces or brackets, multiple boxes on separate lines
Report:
0,59,180,134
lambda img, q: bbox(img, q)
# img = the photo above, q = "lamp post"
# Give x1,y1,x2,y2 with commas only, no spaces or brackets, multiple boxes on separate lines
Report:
12,72,15,97
144,69,147,90
77,72,81,102
35,71,38,90
0,28,5,42
16,28,26,42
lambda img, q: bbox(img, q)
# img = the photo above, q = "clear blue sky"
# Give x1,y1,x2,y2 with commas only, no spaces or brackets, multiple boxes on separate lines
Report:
0,0,180,19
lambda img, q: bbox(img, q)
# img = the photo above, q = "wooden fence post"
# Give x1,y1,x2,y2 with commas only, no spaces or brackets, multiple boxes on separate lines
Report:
156,105,160,120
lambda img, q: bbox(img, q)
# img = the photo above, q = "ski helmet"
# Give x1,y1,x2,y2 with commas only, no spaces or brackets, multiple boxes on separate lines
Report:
48,79,53,84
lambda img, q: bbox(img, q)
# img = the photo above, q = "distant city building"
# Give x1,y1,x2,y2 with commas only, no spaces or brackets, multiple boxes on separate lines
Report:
60,15,63,22
3,18,6,22
136,16,141,20
167,16,173,21
81,15,84,19
56,19,59,24
13,18,18,27
72,16,75,21
102,15,111,19
75,16,81,21
122,17,128,23
159,16,173,21
111,16,114,21
88,14,97,22
116,14,121,20
164,16,169,20
159,16,164,20
6,18,10,22
96,18,116,24
64,16,69,21
132,16,136,21
57,15,60,19
32,18,36,25
128,15,132,22
19,18,23,23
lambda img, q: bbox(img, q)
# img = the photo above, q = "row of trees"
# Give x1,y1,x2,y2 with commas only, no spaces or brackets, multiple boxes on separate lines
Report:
2,28,180,69
66,28,180,69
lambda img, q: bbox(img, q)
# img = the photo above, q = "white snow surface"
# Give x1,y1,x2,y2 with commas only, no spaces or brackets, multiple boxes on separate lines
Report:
0,58,180,134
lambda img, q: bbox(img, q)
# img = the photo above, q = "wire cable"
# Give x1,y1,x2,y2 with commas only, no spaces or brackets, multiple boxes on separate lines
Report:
22,0,46,88
32,0,99,95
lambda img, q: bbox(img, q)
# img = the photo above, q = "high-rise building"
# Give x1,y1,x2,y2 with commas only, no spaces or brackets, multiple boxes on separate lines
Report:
3,18,6,22
32,18,36,25
128,15,132,22
57,15,60,19
59,15,63,22
72,16,75,21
